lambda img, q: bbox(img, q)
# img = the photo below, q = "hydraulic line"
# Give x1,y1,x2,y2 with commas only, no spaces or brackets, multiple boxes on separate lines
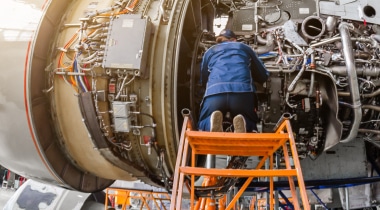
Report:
339,23,362,143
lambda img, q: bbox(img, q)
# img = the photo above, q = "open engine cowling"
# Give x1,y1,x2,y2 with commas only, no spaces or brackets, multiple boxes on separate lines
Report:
1,0,380,195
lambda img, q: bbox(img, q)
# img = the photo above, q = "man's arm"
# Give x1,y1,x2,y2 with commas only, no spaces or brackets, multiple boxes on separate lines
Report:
200,51,210,87
249,49,270,83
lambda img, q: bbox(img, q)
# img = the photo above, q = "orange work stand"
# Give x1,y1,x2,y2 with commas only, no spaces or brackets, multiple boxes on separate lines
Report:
170,116,310,210
105,187,171,210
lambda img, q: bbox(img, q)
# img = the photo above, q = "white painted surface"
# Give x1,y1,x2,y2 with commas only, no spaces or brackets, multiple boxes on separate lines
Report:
0,189,15,209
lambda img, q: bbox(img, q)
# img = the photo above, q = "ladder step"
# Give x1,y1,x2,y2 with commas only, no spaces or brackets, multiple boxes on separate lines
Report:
186,131,289,141
191,149,271,156
189,139,286,146
180,167,298,177
186,131,290,156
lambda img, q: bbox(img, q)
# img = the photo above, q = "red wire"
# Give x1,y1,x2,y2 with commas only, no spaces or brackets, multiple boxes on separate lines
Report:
83,64,91,91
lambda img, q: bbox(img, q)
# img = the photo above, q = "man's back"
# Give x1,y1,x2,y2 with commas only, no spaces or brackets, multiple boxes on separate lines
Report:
201,41,268,97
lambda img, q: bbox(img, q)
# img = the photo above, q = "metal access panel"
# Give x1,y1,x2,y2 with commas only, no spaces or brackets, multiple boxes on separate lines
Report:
232,9,256,35
300,139,367,180
319,0,380,24
231,0,317,35
103,14,152,78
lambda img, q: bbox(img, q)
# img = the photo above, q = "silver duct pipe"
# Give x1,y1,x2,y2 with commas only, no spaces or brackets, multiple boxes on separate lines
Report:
370,35,380,49
206,155,216,169
301,16,326,40
338,89,380,98
316,0,320,17
255,33,275,54
310,36,372,48
339,23,362,143
329,66,380,77
362,88,380,98
371,34,380,43
325,16,337,32
256,34,268,45
358,129,380,135
362,105,380,112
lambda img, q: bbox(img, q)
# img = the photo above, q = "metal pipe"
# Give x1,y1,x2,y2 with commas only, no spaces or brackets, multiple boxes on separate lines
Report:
265,66,296,73
370,35,379,48
372,33,380,42
345,188,350,210
255,33,275,54
181,108,195,130
301,16,326,40
339,23,362,143
86,6,119,18
284,38,305,53
256,34,267,45
325,16,337,32
362,88,380,98
239,176,380,188
272,113,291,132
311,36,373,48
308,72,315,97
316,0,320,17
314,67,336,82
206,155,216,169
310,37,341,48
358,129,380,134
362,105,380,112
286,52,308,108
64,23,81,27
329,66,380,77
254,2,259,34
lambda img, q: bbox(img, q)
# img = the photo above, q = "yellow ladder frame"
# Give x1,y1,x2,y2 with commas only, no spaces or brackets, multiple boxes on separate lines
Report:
170,116,310,210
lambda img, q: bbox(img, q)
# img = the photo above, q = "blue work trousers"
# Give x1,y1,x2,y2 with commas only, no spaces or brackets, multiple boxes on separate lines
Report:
198,92,258,132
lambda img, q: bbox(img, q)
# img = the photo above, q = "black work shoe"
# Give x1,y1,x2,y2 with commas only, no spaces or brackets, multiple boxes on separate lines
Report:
233,115,246,133
210,111,223,132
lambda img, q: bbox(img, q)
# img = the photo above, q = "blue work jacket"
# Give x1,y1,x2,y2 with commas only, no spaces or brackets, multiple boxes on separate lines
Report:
200,41,269,97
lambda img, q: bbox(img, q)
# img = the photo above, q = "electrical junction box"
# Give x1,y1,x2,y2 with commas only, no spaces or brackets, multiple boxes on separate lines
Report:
114,118,131,132
112,101,132,132
103,14,152,78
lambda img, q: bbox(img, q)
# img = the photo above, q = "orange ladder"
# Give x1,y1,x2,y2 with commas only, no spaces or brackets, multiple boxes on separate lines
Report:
170,116,310,210
105,187,171,210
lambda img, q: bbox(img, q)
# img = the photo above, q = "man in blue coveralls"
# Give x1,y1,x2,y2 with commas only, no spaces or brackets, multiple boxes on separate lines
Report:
198,29,269,133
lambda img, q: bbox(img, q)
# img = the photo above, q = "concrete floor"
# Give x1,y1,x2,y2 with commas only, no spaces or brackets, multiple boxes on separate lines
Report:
0,188,15,209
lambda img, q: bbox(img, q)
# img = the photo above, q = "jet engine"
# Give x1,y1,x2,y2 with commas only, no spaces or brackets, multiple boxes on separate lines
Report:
1,0,380,201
